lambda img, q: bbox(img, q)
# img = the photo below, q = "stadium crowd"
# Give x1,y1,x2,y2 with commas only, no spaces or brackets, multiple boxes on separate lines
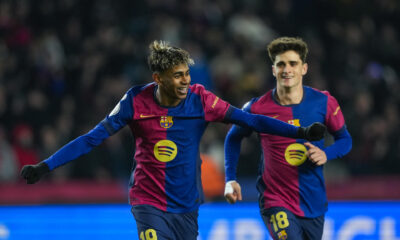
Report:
0,0,399,189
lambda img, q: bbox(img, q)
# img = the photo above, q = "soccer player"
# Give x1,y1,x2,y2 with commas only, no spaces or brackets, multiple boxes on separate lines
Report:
224,37,352,240
21,40,325,240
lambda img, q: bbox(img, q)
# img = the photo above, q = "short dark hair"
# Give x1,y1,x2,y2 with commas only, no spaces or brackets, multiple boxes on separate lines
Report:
267,37,308,63
147,40,194,73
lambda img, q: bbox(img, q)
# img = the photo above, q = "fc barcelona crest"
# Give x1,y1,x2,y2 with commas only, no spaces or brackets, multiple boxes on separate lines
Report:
288,119,300,127
160,116,173,128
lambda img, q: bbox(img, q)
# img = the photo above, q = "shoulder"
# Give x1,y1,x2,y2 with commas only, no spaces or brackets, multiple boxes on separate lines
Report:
241,89,272,112
188,84,220,100
189,83,206,95
129,82,156,96
305,85,335,96
250,89,274,107
257,89,274,102
304,86,336,100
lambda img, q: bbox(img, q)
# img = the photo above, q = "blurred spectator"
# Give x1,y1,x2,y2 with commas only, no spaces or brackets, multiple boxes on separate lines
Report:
0,126,18,182
11,124,39,171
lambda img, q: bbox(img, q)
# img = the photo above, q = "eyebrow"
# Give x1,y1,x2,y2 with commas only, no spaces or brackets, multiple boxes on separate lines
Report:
173,69,189,75
276,60,299,65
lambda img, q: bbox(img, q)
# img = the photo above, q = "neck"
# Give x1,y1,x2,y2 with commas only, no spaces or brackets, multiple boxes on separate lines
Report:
156,86,181,107
275,85,303,105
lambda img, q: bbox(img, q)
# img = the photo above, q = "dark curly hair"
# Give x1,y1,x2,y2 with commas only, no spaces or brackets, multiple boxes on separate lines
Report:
147,40,194,73
267,37,308,64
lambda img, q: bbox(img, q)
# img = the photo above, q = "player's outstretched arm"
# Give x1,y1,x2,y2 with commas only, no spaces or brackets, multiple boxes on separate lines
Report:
225,107,326,141
20,123,110,184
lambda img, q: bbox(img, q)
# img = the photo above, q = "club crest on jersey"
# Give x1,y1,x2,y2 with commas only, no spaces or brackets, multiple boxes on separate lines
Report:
284,143,307,166
154,140,178,162
277,230,288,240
160,116,173,128
288,119,300,126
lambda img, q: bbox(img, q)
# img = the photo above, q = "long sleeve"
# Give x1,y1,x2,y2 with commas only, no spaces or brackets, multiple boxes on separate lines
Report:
44,123,110,170
43,88,135,171
225,106,299,138
224,124,252,181
324,126,352,160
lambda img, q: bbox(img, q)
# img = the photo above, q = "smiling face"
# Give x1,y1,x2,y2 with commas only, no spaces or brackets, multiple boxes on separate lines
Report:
272,50,308,90
154,63,191,107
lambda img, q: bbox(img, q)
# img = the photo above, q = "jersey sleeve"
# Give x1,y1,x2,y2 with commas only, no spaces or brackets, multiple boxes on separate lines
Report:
43,89,135,171
43,123,110,170
101,88,135,135
193,84,231,122
324,92,345,133
227,100,255,137
224,101,255,181
322,91,352,160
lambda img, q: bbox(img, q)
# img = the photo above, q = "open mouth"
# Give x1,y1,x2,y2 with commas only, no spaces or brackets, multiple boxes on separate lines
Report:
177,87,188,95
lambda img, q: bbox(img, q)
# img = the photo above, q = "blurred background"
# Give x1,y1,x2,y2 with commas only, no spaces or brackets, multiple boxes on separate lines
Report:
0,0,399,239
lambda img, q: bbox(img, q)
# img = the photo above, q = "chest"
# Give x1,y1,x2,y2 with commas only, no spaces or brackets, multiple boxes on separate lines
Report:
130,116,207,141
252,100,326,127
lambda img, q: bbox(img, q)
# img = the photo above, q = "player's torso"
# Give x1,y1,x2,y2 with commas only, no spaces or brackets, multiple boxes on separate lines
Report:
252,87,328,217
128,84,209,213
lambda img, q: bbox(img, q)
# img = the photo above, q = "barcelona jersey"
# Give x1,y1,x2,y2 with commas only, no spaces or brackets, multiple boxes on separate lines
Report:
101,83,230,213
232,86,347,218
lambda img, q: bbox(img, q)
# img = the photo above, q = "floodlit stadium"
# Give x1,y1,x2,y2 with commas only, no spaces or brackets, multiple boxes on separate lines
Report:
0,0,399,239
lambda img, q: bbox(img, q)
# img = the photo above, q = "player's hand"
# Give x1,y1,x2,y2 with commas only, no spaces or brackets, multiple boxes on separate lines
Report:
224,180,242,204
304,142,327,166
20,162,50,184
298,122,326,141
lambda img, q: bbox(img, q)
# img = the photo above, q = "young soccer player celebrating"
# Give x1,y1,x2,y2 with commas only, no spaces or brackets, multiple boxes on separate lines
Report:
224,37,352,240
21,40,325,240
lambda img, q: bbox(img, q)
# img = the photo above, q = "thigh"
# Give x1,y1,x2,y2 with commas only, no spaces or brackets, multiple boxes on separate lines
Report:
300,215,324,240
261,207,303,240
168,210,199,240
131,205,172,240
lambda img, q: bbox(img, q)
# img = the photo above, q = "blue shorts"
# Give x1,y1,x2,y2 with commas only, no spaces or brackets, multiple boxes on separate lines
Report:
261,207,324,240
131,205,199,240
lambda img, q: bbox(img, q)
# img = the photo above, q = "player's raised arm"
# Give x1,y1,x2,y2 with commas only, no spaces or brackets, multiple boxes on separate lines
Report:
225,106,326,141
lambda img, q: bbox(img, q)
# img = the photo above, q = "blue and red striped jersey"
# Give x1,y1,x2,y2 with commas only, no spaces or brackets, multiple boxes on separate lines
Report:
102,83,230,213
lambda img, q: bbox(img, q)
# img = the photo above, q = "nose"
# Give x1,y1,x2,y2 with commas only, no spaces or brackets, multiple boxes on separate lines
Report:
283,65,292,73
182,74,190,85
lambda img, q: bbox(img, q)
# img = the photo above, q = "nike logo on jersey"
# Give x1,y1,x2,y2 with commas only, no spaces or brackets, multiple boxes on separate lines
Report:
271,115,279,118
211,97,219,108
333,106,341,116
140,114,155,118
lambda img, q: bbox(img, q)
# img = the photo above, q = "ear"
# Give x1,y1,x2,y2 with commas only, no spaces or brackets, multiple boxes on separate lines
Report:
272,65,276,77
152,73,161,84
302,63,308,76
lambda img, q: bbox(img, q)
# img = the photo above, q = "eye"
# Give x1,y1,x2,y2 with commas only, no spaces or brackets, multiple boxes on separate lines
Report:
173,73,182,79
276,62,285,67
